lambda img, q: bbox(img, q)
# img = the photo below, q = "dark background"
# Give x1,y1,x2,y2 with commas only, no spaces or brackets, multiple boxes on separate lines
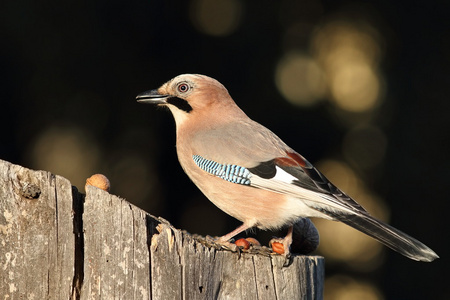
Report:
1,0,448,299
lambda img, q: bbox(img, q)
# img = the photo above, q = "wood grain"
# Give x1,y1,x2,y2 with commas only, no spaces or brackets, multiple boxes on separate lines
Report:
0,159,324,299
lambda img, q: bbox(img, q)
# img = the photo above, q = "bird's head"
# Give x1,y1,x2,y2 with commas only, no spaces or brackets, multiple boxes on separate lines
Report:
137,74,246,126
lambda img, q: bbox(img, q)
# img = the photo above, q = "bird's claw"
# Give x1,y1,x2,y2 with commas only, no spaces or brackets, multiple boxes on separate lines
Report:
282,253,293,267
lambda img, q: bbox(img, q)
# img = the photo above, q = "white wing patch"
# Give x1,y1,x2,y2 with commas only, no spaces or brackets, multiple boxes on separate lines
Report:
272,166,298,183
250,166,356,215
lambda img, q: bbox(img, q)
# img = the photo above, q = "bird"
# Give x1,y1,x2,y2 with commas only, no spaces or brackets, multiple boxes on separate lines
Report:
136,74,438,262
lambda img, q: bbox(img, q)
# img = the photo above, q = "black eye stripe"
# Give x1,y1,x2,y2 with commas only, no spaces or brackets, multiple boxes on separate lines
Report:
166,97,193,113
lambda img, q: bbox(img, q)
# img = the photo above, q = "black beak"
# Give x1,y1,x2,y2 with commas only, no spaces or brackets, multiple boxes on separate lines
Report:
136,89,170,104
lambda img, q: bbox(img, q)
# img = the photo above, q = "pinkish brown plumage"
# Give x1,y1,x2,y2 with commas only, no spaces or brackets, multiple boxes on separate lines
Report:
137,74,438,262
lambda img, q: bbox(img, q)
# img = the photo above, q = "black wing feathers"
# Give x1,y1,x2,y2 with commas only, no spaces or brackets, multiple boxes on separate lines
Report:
250,156,368,213
248,160,277,179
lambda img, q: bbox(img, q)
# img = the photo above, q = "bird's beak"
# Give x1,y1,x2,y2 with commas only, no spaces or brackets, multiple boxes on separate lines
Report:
136,89,170,104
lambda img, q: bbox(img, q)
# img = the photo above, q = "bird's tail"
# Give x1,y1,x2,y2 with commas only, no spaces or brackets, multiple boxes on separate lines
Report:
322,209,439,262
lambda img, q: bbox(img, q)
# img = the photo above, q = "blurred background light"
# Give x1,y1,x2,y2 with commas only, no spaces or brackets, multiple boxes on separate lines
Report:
325,275,384,300
311,20,385,113
27,125,100,189
275,51,326,107
312,20,382,67
329,63,381,112
190,0,243,36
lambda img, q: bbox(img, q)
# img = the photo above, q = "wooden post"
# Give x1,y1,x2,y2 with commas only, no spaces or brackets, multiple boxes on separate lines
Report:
0,159,324,299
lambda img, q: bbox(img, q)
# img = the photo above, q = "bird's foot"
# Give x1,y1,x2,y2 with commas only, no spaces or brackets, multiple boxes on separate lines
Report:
269,237,292,266
196,235,239,252
215,238,240,252
269,226,294,266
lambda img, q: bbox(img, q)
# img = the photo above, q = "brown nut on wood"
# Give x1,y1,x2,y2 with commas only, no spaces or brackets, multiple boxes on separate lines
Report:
235,238,251,250
271,242,285,255
245,237,261,246
86,174,111,192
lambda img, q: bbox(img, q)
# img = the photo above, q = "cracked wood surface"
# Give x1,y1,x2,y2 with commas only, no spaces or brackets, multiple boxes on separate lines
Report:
0,159,324,299
0,159,75,299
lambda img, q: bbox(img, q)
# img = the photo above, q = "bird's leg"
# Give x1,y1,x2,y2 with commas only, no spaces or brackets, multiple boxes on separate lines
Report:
217,223,250,243
215,223,250,251
283,225,294,254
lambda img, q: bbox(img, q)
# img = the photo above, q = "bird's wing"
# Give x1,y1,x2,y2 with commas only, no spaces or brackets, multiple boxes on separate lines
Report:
190,118,367,215
248,151,369,214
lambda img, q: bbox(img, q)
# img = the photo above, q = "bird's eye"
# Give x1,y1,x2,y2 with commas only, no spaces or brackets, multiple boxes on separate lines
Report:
178,83,190,93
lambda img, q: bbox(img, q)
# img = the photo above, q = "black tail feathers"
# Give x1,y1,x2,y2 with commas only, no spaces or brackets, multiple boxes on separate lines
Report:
325,210,438,262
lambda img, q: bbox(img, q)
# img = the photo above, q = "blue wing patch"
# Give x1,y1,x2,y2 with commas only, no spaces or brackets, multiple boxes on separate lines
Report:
192,155,252,185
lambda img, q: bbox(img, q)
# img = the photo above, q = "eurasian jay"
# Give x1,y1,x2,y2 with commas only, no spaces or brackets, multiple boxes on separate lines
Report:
136,74,438,262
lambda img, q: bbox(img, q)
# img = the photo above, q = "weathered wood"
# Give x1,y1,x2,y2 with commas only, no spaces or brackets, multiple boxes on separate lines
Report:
81,185,151,299
0,160,75,299
0,159,324,299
